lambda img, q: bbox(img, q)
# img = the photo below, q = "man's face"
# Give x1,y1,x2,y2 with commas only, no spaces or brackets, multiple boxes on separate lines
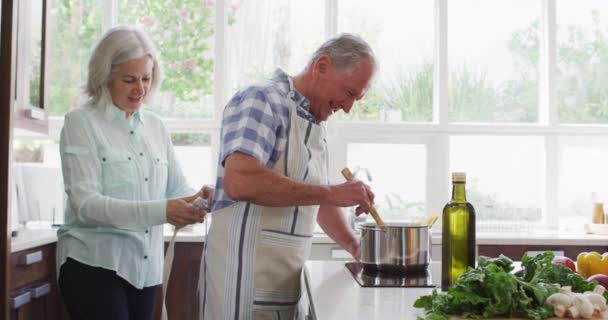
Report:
108,56,153,116
308,56,374,122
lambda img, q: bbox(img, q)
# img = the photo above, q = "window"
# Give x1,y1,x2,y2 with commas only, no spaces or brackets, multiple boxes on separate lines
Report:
448,0,540,123
170,132,215,189
557,1,608,123
47,0,102,116
347,143,427,223
450,136,544,232
226,0,324,93
337,0,434,122
558,137,608,230
118,1,216,119
15,0,608,233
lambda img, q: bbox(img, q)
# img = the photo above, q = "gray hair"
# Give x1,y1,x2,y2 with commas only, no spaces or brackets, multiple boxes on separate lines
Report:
85,26,162,106
307,33,377,74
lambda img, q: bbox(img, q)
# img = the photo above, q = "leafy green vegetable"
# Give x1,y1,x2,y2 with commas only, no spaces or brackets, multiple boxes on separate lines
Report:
415,251,606,320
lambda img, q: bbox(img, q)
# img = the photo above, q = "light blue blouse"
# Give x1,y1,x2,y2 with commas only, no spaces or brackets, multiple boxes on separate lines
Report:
57,101,194,289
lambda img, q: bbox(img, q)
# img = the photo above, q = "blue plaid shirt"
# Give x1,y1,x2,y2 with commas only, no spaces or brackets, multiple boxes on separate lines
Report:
212,69,317,211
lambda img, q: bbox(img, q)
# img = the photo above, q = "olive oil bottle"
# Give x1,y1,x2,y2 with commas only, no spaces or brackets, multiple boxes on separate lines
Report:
441,172,476,291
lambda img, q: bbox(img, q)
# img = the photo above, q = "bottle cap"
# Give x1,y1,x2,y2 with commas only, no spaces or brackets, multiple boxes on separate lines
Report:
452,172,466,182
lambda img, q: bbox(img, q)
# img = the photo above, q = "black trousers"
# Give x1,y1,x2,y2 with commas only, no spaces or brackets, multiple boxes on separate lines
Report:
58,258,158,320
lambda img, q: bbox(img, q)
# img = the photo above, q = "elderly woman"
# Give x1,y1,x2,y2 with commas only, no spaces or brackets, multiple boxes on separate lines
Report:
56,26,212,320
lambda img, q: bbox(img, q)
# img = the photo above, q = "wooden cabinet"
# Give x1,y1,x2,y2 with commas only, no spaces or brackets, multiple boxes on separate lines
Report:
478,244,608,260
9,243,64,320
154,242,204,320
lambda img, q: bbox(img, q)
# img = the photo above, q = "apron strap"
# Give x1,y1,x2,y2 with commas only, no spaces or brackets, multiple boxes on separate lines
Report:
161,227,179,320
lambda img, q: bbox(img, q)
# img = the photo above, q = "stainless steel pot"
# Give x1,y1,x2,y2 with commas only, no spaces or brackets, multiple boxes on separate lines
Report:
359,222,431,274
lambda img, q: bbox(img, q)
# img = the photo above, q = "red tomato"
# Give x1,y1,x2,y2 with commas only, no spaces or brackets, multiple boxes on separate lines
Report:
552,256,576,272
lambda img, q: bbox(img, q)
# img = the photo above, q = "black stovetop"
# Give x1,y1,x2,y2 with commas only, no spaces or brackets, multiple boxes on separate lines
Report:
345,262,437,288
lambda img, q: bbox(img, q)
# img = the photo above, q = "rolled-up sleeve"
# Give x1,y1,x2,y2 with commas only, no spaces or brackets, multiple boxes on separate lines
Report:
60,112,166,228
220,89,280,167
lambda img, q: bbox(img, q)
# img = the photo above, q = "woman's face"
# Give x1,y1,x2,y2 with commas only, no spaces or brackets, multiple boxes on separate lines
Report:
108,56,153,117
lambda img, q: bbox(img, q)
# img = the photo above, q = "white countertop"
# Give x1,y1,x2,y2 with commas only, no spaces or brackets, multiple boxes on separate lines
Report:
10,223,210,253
304,260,437,319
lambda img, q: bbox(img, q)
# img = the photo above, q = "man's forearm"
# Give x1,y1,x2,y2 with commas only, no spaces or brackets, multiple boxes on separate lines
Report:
317,205,358,251
223,152,332,207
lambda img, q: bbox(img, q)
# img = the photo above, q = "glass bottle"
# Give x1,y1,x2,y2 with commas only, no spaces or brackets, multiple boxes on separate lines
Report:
442,172,476,291
592,203,605,224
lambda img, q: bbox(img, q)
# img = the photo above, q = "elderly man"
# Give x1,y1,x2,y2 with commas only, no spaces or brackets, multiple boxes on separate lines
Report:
200,33,377,320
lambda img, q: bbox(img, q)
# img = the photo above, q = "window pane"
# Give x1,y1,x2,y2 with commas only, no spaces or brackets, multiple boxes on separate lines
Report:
119,1,216,119
450,136,544,232
448,0,540,123
13,139,60,166
558,137,608,230
338,0,434,122
47,0,102,116
226,0,324,93
170,132,215,189
557,1,608,123
28,0,43,108
346,143,427,224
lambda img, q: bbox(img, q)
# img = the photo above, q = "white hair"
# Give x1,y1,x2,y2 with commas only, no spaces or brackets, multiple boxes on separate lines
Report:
85,26,162,106
307,33,377,74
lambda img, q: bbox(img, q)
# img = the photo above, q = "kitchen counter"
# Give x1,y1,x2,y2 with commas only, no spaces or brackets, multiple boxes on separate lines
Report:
10,223,210,253
303,261,608,320
303,260,436,319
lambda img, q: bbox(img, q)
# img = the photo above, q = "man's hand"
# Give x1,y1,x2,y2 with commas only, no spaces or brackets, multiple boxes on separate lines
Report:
327,179,375,215
166,198,205,228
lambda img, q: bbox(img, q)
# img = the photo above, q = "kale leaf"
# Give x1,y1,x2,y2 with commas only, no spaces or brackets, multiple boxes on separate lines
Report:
414,251,600,320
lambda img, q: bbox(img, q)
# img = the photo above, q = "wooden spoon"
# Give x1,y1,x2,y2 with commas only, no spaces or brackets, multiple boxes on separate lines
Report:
341,167,385,226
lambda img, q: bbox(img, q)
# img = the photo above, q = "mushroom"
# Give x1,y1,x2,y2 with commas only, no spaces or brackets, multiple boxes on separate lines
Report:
571,295,594,319
594,285,606,295
583,292,607,313
546,293,572,318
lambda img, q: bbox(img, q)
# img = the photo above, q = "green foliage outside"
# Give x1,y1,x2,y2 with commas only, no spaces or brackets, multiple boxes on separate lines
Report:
558,10,608,123
170,132,211,146
47,0,102,116
118,0,216,119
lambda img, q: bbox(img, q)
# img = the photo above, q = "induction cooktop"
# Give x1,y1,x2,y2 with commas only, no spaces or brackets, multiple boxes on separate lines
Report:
345,262,437,288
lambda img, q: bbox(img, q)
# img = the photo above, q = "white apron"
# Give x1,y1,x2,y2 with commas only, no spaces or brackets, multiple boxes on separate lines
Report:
198,78,328,320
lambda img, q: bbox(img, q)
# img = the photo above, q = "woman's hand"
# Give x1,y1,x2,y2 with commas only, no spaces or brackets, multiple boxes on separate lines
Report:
166,198,205,228
198,185,214,209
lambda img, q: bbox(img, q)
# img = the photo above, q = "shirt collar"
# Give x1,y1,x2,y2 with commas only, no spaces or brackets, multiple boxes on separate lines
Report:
272,68,316,123
103,103,144,126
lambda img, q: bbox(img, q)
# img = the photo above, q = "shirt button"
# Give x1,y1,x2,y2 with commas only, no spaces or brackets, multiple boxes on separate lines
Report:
139,152,143,156
130,130,134,135
102,157,106,162
145,229,149,234
144,177,149,182
128,157,132,160
144,255,148,259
